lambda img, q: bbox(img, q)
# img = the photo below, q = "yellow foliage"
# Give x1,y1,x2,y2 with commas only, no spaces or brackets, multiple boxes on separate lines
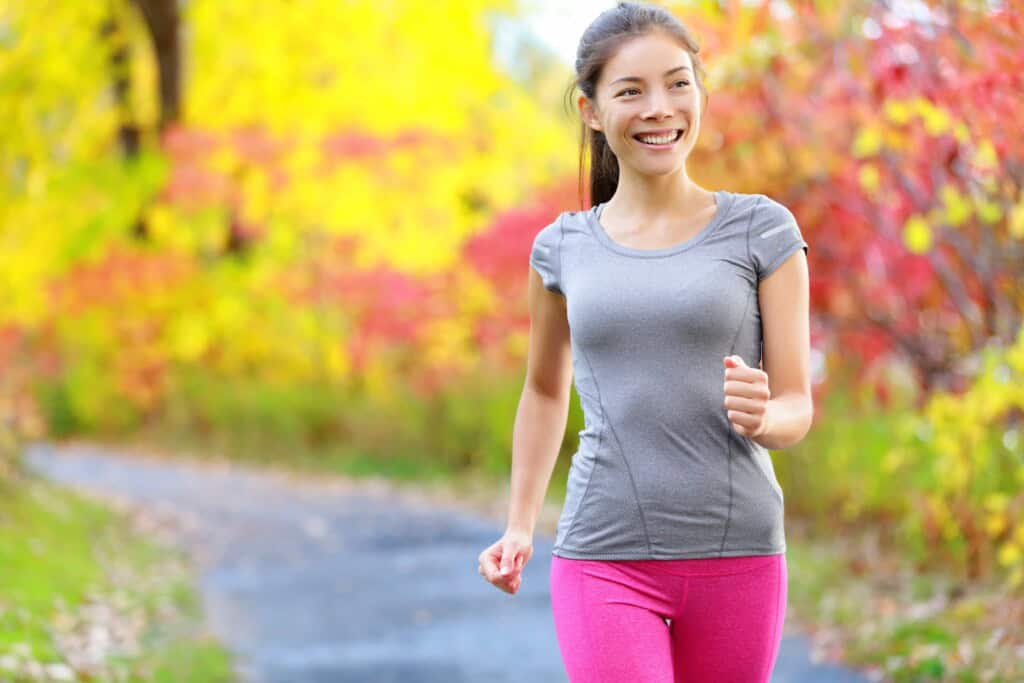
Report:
882,128,908,151
324,343,352,381
504,329,529,359
998,542,1021,568
170,315,211,362
881,447,905,473
985,513,1007,537
420,318,475,369
939,184,972,227
902,214,932,254
984,493,1010,513
907,326,1024,591
952,121,970,143
852,125,883,158
1009,198,1024,239
882,98,914,125
456,272,499,317
362,355,397,404
858,164,880,194
975,197,1002,224
914,98,951,135
972,139,999,170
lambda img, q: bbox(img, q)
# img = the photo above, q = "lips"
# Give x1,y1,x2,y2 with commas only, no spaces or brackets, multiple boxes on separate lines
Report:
633,129,684,145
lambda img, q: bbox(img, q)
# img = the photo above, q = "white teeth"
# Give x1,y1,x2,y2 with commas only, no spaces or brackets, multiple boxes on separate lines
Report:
637,130,681,145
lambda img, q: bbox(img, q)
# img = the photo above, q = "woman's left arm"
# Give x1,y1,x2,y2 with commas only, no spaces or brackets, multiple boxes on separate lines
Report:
752,248,813,450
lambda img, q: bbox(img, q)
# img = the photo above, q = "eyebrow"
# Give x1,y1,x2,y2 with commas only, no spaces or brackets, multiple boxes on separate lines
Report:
609,66,692,86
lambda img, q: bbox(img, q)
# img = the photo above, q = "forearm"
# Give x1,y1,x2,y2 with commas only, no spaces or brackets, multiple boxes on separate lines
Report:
506,386,569,537
753,392,814,450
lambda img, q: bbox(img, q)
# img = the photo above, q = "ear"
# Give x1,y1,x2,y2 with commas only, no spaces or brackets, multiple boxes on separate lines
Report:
577,94,603,133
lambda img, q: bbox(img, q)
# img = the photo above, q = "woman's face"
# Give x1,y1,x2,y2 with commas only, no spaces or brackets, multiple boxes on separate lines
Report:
580,31,703,177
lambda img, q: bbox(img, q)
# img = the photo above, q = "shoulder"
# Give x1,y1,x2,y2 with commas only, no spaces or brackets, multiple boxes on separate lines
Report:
530,213,563,257
721,192,802,244
722,191,796,226
532,207,592,245
753,193,798,225
739,194,807,280
530,211,580,294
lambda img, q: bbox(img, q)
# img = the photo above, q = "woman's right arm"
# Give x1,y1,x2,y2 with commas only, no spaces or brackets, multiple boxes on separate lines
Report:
505,266,573,537
478,263,572,594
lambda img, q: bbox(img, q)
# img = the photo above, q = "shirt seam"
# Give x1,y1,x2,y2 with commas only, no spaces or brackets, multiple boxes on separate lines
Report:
554,363,603,554
750,442,785,507
604,404,654,556
571,346,652,557
717,287,755,558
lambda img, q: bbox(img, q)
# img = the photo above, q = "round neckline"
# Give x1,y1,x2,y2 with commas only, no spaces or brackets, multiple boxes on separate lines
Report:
587,190,734,258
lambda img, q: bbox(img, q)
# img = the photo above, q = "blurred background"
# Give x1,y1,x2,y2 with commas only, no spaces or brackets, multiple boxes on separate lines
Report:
2,0,1022,681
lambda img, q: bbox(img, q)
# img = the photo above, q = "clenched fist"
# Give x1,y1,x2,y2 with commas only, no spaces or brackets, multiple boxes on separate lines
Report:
723,355,770,439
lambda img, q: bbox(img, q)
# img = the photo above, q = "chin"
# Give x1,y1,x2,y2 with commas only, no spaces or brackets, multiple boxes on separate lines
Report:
633,158,688,177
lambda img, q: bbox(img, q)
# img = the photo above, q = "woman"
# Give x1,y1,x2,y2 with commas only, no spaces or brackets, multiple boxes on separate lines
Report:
478,3,812,681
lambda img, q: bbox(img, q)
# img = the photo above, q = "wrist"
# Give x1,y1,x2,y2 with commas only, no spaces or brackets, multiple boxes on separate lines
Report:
752,398,776,447
505,523,534,538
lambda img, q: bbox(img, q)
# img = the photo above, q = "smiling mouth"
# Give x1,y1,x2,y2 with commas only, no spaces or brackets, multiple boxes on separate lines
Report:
633,129,684,146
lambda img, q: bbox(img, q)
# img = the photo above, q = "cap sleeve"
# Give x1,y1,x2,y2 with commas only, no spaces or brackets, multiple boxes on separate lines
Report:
748,197,808,282
529,214,564,295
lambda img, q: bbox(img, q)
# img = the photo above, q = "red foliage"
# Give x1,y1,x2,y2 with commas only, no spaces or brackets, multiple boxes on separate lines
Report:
49,247,194,314
689,0,1024,393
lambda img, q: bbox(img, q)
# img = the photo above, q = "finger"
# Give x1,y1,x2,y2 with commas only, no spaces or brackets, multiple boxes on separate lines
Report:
727,410,761,431
724,380,770,399
481,551,502,581
500,549,517,577
723,396,766,415
724,365,765,383
730,422,753,437
500,560,524,589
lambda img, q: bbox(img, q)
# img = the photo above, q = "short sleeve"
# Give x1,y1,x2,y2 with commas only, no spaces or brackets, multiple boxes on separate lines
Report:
748,197,808,282
529,214,564,295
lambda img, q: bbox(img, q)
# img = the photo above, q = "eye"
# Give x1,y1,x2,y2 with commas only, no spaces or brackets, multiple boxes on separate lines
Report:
672,80,690,88
616,87,640,97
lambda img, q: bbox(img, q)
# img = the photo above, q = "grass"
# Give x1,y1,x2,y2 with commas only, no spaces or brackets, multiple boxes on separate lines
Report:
0,471,236,682
784,520,1023,683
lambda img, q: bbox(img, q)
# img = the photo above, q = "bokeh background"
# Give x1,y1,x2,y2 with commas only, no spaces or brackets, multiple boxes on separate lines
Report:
2,0,1023,680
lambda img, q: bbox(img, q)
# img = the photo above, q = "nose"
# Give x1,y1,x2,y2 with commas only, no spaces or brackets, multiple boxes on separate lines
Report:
642,91,673,120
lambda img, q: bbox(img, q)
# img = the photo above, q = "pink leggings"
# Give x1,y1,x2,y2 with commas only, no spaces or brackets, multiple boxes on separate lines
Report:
549,553,787,683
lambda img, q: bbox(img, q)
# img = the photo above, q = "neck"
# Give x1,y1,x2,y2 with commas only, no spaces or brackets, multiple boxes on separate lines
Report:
604,165,708,219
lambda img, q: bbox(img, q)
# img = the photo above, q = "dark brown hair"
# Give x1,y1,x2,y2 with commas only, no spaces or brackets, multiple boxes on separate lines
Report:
564,2,709,208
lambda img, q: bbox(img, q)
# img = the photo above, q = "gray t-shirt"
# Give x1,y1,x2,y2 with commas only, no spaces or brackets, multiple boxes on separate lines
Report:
529,190,808,560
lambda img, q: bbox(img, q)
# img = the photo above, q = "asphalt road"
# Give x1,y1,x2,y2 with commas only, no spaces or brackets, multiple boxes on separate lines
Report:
25,442,872,683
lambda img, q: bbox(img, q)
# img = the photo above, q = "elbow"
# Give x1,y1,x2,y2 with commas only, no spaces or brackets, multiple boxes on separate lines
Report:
788,394,815,448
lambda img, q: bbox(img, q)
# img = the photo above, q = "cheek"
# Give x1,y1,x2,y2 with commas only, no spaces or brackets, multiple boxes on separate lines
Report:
610,114,638,141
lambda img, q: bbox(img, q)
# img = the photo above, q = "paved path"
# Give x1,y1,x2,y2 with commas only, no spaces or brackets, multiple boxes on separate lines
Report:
25,442,870,683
